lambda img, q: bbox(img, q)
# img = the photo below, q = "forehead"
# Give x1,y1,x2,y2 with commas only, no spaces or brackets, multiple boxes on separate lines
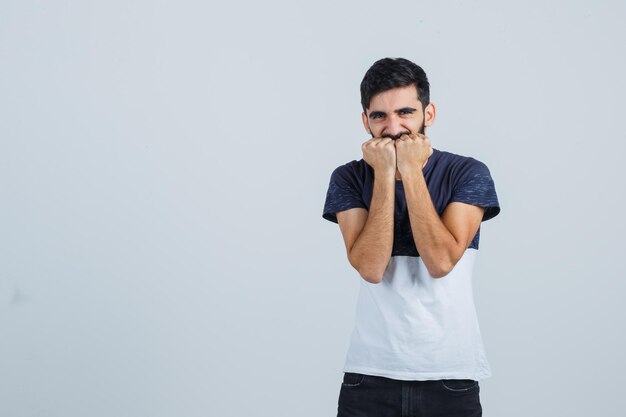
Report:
369,84,420,109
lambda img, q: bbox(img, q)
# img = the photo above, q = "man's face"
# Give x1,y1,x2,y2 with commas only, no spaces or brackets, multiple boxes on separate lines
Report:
361,84,436,140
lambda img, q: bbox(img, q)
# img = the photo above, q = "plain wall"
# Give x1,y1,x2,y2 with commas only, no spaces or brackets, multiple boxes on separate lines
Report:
1,0,625,416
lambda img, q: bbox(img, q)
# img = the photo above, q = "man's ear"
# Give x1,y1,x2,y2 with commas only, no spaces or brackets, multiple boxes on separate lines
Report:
361,111,371,134
424,102,436,127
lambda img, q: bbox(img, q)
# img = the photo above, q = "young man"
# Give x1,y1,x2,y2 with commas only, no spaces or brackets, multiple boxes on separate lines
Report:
322,57,501,417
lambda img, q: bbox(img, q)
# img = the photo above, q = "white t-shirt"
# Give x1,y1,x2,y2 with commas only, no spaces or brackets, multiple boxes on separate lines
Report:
322,148,501,381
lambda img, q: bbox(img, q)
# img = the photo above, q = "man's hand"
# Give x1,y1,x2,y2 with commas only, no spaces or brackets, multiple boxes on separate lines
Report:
395,133,433,178
361,137,396,177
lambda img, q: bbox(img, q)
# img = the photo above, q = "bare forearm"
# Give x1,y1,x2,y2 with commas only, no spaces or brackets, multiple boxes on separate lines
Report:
402,170,456,278
349,172,395,283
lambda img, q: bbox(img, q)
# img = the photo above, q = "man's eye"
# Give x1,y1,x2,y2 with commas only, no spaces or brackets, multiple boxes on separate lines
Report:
400,110,413,115
371,114,382,119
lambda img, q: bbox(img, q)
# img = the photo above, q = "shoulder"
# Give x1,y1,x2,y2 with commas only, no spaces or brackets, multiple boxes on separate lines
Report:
436,149,501,223
330,158,372,183
436,148,493,180
329,159,356,181
437,148,489,168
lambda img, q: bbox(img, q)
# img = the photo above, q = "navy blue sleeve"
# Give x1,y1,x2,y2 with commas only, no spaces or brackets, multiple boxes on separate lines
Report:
450,159,501,222
322,163,367,224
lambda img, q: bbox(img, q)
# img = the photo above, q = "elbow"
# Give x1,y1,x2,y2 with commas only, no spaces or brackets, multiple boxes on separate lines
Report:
427,248,461,279
430,269,449,279
352,261,384,284
358,269,384,284
349,253,385,284
353,261,384,283
429,261,455,279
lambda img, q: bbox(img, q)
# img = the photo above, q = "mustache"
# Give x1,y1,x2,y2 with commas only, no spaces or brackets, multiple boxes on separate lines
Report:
370,125,426,139
382,131,411,140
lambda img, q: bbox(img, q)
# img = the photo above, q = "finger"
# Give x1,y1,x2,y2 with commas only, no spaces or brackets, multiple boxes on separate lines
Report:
369,138,381,146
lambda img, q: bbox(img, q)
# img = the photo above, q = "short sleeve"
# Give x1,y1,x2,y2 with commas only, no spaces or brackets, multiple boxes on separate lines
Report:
450,159,501,222
322,163,367,224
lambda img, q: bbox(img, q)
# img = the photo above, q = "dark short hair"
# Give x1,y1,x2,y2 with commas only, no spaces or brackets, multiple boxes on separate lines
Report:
360,57,430,115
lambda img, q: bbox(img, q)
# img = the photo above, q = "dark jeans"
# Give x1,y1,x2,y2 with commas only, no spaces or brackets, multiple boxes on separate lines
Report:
337,372,482,417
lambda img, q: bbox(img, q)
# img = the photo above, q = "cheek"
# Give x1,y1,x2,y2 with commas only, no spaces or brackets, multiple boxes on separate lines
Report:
369,125,383,136
404,119,420,131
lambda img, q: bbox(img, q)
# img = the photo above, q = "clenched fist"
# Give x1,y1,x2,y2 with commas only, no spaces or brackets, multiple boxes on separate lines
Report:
361,137,397,178
395,133,433,178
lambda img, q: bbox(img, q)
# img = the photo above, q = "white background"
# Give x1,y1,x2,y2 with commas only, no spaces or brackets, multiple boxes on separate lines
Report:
1,0,625,416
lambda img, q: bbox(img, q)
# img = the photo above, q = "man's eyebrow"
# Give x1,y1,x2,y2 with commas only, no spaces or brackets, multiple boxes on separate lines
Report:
369,107,417,117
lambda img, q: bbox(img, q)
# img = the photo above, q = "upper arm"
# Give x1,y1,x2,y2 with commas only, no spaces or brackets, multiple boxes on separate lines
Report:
441,202,485,266
322,163,367,224
442,158,501,269
336,207,368,265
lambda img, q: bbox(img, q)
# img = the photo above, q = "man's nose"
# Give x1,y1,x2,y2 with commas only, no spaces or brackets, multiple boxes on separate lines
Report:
383,115,408,138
